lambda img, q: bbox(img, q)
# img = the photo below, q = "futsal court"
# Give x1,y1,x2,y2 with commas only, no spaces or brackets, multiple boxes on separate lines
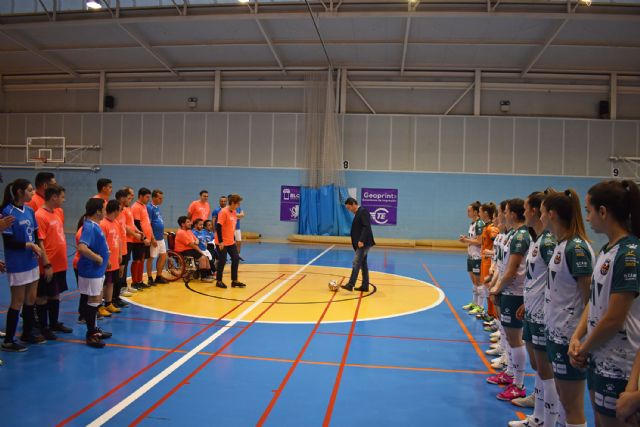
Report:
0,240,596,426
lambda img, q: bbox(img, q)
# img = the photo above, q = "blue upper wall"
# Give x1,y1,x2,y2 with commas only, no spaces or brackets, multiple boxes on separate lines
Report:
0,166,604,244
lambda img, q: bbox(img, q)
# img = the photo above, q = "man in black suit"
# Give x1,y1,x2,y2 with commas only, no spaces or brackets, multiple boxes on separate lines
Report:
341,197,375,292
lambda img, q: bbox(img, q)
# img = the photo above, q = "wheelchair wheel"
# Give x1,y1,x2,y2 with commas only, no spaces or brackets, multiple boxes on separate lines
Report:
163,250,185,282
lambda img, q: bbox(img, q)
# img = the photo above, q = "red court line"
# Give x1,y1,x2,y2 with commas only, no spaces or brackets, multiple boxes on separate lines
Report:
316,331,492,345
421,262,495,373
55,273,285,427
129,274,308,426
257,277,343,426
322,289,364,427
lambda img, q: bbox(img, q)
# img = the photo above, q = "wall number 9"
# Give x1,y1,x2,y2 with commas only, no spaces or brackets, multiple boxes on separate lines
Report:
612,167,619,177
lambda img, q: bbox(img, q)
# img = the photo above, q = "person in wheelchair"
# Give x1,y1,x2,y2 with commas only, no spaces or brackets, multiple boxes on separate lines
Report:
203,220,218,275
175,216,213,283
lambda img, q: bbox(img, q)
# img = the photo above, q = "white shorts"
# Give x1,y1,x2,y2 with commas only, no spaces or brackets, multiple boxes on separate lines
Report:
8,266,39,287
150,239,167,258
78,276,105,297
234,230,242,242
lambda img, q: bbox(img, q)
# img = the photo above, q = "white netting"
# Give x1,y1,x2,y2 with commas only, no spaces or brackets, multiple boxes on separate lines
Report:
303,70,344,188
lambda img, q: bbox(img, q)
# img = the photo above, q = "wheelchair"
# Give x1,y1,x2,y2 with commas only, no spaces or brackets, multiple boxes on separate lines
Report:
164,232,199,284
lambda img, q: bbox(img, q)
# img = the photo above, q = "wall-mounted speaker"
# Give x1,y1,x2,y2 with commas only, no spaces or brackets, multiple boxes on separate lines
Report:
598,100,609,119
104,95,115,110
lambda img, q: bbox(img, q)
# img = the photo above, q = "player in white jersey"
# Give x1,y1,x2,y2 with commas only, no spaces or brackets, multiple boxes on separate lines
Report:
1,179,50,352
508,191,559,427
569,180,640,426
489,198,531,402
460,201,485,313
542,189,594,427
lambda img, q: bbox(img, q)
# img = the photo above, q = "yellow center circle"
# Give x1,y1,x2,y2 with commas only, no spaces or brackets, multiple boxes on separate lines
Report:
128,264,444,323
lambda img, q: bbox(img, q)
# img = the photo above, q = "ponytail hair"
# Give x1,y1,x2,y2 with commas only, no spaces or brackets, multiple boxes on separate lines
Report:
588,179,640,238
499,200,508,212
527,191,545,213
543,188,589,241
507,198,526,222
1,179,31,209
481,202,497,219
469,201,481,213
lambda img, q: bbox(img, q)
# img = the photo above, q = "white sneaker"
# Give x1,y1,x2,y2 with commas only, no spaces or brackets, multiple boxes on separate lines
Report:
490,330,501,339
491,353,507,369
486,346,503,356
120,289,133,297
0,330,5,338
511,393,536,408
508,415,542,427
127,287,138,293
490,342,500,349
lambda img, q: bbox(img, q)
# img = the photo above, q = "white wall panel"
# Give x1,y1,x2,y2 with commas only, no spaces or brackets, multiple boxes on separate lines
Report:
489,117,513,174
81,114,101,165
273,114,296,168
342,115,366,170
465,117,489,174
101,114,122,165
564,120,588,176
366,116,391,171
514,118,538,175
184,114,207,166
250,114,273,168
141,114,163,166
539,119,564,176
589,121,613,177
227,114,250,167
390,116,414,171
162,114,185,166
121,114,142,165
205,113,228,166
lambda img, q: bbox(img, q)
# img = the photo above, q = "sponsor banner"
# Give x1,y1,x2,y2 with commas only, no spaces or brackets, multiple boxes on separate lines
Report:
361,188,398,226
280,185,300,221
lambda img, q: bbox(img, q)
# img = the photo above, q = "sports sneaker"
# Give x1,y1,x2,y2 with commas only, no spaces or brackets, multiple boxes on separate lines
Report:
490,330,501,338
231,281,247,288
486,371,513,385
484,319,496,327
491,354,508,370
216,281,227,289
469,306,483,315
485,345,503,356
490,335,500,343
0,331,5,337
51,322,72,333
98,306,112,318
484,325,498,332
120,289,133,297
105,303,121,314
115,300,129,308
86,333,105,349
41,328,57,341
1,341,27,352
201,276,215,283
147,277,156,286
127,287,138,293
479,314,493,322
77,316,86,324
155,277,170,284
20,334,46,344
462,302,476,311
508,415,542,427
95,328,112,339
497,384,526,401
511,393,536,408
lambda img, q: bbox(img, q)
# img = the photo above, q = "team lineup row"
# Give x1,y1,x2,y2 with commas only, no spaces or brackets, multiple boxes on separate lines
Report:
0,173,246,352
459,180,640,427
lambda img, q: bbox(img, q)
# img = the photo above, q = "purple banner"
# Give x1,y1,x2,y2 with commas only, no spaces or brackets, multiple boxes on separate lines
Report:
280,185,300,221
361,188,398,226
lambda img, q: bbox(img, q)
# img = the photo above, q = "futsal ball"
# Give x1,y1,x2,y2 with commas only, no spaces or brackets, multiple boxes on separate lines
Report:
328,280,339,292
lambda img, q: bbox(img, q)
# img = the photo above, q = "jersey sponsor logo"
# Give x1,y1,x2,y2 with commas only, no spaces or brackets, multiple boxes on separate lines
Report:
600,259,611,276
554,253,562,264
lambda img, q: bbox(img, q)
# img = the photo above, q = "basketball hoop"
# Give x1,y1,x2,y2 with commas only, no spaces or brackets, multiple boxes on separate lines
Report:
29,157,48,170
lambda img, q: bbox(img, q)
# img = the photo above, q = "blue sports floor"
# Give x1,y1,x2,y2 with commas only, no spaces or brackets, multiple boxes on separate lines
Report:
0,241,595,426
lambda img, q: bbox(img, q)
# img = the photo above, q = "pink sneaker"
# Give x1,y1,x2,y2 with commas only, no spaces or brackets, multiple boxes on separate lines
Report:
486,371,513,385
497,384,526,401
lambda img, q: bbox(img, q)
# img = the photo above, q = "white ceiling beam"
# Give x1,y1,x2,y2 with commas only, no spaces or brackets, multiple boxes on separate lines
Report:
254,19,286,73
444,82,474,115
36,0,52,21
0,28,78,78
400,17,411,75
117,24,179,77
520,18,568,77
347,79,376,114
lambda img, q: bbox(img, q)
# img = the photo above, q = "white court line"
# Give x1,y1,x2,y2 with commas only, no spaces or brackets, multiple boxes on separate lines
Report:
87,245,335,427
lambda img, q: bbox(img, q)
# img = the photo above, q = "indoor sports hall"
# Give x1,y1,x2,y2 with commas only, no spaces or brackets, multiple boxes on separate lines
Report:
1,1,639,426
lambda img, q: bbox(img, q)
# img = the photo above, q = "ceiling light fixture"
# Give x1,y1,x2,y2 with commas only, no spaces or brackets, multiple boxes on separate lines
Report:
86,1,102,9
580,0,592,5
238,0,250,3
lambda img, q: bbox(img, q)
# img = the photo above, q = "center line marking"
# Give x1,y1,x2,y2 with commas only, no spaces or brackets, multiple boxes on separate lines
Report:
86,245,334,427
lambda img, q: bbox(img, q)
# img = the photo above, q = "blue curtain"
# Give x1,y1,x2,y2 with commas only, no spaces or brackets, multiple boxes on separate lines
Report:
298,184,351,236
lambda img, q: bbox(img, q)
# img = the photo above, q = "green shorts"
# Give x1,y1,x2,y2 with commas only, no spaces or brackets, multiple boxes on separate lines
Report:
499,294,524,329
467,257,481,275
587,368,628,417
546,340,587,381
523,320,546,351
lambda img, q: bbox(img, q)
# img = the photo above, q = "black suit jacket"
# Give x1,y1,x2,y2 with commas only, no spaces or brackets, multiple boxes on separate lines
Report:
350,206,376,250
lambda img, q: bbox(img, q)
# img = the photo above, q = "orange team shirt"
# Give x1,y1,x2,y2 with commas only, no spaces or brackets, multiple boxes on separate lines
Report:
217,208,237,246
73,227,82,270
480,222,500,277
188,201,211,222
131,201,153,242
123,206,137,243
28,192,65,223
100,217,121,272
92,193,109,202
115,211,128,256
35,207,67,273
175,229,197,253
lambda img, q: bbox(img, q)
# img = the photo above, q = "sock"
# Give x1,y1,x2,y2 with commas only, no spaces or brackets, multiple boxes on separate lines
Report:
78,294,88,318
86,302,98,334
532,373,545,423
556,400,566,427
131,261,140,283
113,277,122,301
472,286,479,305
478,286,487,311
200,268,210,278
506,346,514,377
37,303,49,330
22,304,35,337
47,299,60,327
4,308,20,343
512,345,526,387
543,378,560,427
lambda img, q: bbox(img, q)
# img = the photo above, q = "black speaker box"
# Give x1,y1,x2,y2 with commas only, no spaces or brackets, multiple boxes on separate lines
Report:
598,100,609,119
104,95,115,110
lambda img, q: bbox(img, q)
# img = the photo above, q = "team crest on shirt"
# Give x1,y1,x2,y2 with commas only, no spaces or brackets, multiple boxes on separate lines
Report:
554,253,562,264
532,247,539,257
600,259,611,276
606,383,615,392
